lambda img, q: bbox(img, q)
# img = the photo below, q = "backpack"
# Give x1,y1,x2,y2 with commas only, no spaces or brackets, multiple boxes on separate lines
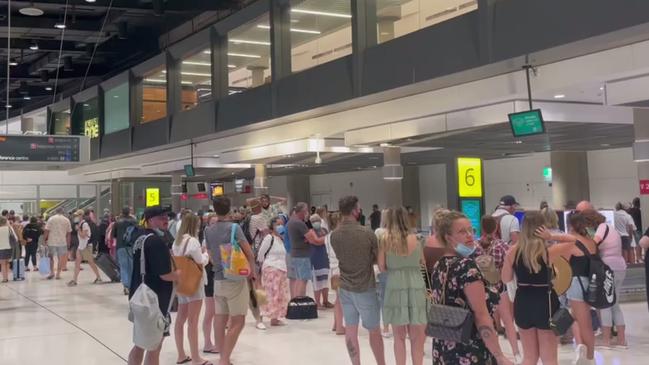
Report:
241,216,255,244
474,243,500,285
87,220,99,244
575,241,616,309
123,224,145,248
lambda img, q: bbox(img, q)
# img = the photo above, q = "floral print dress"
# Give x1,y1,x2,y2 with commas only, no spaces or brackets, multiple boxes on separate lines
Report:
430,255,499,365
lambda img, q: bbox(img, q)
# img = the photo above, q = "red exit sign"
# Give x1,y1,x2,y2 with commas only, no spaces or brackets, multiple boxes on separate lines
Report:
640,180,649,195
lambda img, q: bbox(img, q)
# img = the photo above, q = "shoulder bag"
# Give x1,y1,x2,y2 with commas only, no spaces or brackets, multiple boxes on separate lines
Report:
547,250,574,336
221,223,251,279
424,258,474,342
173,237,204,297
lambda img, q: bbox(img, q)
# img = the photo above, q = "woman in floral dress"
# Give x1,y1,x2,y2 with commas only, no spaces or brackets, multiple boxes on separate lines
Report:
257,217,290,326
430,211,513,365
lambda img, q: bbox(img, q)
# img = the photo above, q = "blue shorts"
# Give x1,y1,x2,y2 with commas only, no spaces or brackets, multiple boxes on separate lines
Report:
288,256,312,281
339,288,381,330
566,276,589,302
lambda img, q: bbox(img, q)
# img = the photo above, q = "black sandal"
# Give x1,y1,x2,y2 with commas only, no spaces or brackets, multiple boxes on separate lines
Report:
176,357,191,364
202,349,219,354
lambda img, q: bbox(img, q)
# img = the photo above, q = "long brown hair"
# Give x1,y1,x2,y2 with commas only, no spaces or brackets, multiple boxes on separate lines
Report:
174,213,201,245
515,211,548,273
380,207,411,255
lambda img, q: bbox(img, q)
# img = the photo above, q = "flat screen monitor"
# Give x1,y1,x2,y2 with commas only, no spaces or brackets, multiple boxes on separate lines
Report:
210,183,224,198
562,209,615,233
460,198,482,238
197,183,206,192
184,164,195,177
508,109,546,137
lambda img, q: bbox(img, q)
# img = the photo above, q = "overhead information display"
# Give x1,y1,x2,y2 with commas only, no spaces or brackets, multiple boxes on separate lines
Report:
0,135,88,163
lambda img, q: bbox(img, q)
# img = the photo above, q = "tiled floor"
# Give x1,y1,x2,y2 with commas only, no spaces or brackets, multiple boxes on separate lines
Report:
1,266,648,364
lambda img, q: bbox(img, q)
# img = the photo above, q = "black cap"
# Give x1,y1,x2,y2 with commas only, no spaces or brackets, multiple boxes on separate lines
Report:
144,205,171,220
499,195,519,207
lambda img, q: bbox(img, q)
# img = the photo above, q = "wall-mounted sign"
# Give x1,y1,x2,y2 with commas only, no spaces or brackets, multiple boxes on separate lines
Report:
84,118,99,138
235,178,245,193
145,188,160,207
457,157,483,198
543,167,552,183
192,193,209,200
210,183,224,198
508,109,545,137
460,198,482,237
0,135,85,162
640,180,649,195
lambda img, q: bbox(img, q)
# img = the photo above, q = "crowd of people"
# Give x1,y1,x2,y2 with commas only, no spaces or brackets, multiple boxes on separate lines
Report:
0,192,646,365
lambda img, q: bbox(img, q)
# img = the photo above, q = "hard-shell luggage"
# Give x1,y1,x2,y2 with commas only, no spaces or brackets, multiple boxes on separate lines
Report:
96,252,120,282
12,258,25,281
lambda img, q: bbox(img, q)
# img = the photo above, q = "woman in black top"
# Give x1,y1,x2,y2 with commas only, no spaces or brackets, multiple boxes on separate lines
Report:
503,212,576,365
23,217,43,271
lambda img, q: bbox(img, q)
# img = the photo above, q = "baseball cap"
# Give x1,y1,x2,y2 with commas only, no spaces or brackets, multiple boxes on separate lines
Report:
144,205,171,220
499,195,519,207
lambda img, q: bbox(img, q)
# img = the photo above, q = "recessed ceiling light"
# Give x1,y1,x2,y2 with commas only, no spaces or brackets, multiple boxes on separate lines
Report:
291,8,352,18
5,104,12,109
23,96,31,100
553,94,565,99
9,59,18,66
29,42,39,50
227,52,261,59
45,86,53,91
256,24,321,34
19,6,44,16
85,0,97,3
229,39,270,46
513,140,523,144
54,22,66,29
600,87,604,91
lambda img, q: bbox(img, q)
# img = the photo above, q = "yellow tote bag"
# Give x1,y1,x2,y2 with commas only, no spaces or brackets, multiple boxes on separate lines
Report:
220,223,251,279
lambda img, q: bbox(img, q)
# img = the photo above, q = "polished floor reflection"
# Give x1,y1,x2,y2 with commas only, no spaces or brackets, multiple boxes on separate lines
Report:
0,267,647,364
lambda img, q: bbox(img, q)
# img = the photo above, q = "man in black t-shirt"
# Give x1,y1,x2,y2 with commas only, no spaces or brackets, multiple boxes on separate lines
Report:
369,204,381,231
128,206,179,365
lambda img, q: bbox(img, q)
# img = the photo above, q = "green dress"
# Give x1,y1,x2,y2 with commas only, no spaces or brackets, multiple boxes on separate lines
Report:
382,242,427,325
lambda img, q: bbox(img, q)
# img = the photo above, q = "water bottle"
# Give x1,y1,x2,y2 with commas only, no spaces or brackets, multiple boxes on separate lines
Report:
587,273,598,303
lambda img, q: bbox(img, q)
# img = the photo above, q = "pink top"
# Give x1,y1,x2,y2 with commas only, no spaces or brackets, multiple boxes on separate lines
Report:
595,223,627,272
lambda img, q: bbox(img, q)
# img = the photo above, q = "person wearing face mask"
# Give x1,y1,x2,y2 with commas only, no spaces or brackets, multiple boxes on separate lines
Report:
309,214,333,309
256,217,289,327
430,210,513,365
172,213,211,365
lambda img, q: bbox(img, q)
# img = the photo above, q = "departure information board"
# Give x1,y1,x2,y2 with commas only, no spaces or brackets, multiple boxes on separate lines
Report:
0,135,87,162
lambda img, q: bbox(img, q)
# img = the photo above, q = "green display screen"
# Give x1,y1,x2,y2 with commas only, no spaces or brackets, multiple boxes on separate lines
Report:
508,109,545,137
460,198,482,238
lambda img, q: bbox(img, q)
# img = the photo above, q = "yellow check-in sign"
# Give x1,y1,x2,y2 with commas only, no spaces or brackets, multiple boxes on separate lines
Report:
457,158,483,198
146,188,160,207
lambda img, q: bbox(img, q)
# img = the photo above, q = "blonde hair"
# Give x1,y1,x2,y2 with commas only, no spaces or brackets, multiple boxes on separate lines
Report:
328,212,340,231
174,213,201,245
541,207,559,230
515,211,548,274
309,214,322,223
434,210,467,247
430,208,450,234
380,207,411,255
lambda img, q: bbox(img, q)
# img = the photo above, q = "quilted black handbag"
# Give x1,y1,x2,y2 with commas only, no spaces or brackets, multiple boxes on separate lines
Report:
424,259,474,342
547,255,574,336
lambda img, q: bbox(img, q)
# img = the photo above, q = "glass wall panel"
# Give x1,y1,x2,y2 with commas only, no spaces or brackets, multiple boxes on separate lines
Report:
22,108,47,134
227,14,271,94
181,48,212,110
140,66,167,124
0,116,23,134
52,110,71,135
289,0,352,73
73,97,99,138
376,0,478,44
104,83,130,134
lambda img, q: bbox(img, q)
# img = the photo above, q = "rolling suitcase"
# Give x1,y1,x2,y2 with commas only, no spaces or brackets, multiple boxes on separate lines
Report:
96,252,120,282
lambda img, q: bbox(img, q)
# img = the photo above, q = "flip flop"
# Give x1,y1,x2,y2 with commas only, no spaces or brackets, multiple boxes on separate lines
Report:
202,349,219,354
176,357,192,364
198,362,213,365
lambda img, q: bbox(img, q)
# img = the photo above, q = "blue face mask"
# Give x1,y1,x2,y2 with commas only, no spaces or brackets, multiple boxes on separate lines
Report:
313,222,322,230
275,225,285,235
455,243,476,258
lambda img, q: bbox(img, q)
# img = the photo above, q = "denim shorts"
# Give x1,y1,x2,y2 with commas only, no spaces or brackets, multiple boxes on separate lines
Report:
339,288,381,330
566,276,589,302
288,256,312,281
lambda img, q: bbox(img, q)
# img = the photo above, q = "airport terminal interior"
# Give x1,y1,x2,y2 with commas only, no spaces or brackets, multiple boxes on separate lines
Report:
1,0,649,364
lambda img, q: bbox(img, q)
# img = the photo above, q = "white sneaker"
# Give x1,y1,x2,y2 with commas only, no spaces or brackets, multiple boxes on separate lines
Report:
573,344,592,365
255,322,267,330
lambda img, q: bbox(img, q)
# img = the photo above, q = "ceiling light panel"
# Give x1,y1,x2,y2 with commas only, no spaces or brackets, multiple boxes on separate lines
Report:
291,8,352,18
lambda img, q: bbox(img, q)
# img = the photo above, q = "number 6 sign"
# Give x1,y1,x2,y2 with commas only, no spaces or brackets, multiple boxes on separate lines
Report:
457,158,483,198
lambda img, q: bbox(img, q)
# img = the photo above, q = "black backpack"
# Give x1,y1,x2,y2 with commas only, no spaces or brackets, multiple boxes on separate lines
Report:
575,241,616,309
123,224,145,248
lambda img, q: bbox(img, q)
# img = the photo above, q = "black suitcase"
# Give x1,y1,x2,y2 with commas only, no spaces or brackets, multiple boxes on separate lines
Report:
286,296,318,320
96,252,120,282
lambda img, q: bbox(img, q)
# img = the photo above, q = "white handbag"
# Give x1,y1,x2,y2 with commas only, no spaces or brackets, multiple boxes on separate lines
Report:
128,235,174,351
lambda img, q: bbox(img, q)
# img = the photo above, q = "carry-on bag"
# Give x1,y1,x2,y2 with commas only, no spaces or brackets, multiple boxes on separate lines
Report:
96,252,121,282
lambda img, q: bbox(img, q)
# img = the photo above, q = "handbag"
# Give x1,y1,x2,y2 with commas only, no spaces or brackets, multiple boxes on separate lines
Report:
220,223,251,279
173,237,204,297
424,258,474,342
546,253,574,336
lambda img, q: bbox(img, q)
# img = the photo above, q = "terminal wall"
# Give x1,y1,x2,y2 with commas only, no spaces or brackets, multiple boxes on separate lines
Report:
587,148,639,209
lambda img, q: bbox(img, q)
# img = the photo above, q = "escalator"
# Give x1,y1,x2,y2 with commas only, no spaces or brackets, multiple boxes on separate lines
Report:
44,188,111,216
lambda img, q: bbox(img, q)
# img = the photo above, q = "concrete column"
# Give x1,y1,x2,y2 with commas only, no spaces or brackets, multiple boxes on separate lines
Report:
171,174,182,213
383,146,403,208
446,159,459,210
254,164,269,196
96,184,102,215
378,16,399,43
633,108,649,230
551,151,590,210
402,165,421,226
110,180,120,214
248,65,268,88
286,175,310,213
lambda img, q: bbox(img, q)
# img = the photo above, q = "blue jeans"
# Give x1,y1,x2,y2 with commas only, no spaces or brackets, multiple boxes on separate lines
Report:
116,248,133,289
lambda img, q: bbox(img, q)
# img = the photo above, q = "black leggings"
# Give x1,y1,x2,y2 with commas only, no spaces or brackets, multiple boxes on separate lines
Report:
24,243,38,268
